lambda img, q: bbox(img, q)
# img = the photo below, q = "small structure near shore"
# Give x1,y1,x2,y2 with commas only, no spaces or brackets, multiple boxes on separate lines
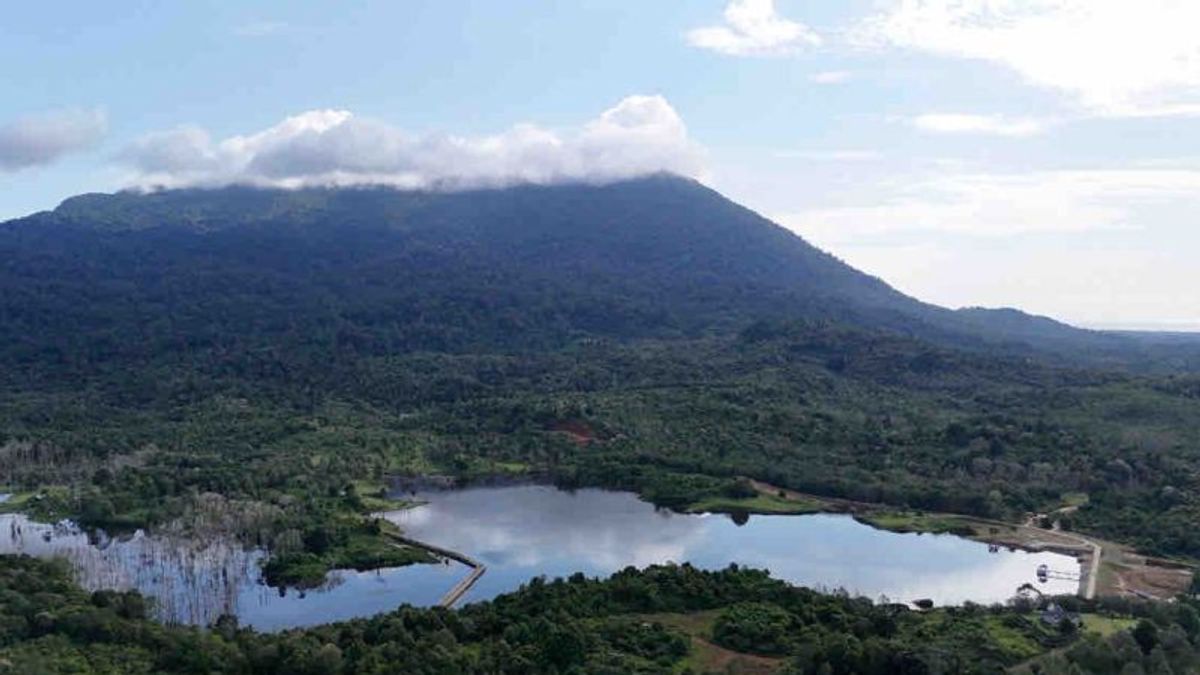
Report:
1037,563,1080,584
1039,602,1081,629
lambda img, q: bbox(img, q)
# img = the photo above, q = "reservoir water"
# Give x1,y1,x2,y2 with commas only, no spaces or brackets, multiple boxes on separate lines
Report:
0,513,460,631
384,485,1079,606
0,485,1078,630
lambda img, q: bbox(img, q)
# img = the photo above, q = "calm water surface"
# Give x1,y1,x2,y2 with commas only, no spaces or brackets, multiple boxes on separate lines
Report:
385,485,1079,605
0,513,463,631
0,485,1078,631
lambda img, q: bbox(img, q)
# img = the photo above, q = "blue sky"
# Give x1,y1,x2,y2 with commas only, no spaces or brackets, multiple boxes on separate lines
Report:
3,1,1199,330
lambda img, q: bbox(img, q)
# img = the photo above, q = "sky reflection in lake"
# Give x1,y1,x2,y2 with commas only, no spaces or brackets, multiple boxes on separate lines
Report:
0,514,464,631
386,485,1079,605
0,484,1079,631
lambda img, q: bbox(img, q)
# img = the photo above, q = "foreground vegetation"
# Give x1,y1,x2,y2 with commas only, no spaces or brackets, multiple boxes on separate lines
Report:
6,555,1199,674
4,322,1200,585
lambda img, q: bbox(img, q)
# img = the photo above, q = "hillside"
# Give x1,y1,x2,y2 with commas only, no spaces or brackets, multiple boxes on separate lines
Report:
2,176,1200,583
1,176,1177,381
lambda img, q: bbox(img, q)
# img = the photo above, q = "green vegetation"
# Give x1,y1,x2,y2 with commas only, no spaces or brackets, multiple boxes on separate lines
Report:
854,512,979,538
0,487,73,522
348,480,422,513
6,316,1200,584
688,492,822,516
6,318,1200,584
981,615,1045,661
1061,492,1090,508
0,490,37,512
712,602,797,656
3,181,1200,568
4,179,1200,666
1082,613,1139,638
260,519,433,588
630,611,768,673
14,554,1196,675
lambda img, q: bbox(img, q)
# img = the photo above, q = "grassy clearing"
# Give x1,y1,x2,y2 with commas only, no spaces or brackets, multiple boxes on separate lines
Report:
0,487,73,521
981,616,1046,661
1061,492,1089,507
638,610,721,637
0,491,36,512
687,492,822,515
1081,613,1137,637
351,480,423,513
489,460,531,474
1097,560,1125,596
856,511,977,537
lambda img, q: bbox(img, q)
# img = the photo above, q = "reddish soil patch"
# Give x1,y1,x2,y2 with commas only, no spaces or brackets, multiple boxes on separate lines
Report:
549,420,598,446
690,637,783,674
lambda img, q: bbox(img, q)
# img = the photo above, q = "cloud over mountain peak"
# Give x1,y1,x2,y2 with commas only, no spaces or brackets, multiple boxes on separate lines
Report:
120,96,704,191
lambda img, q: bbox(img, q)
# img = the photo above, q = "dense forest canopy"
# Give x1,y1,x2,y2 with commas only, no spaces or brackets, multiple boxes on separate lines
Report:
2,179,1200,553
3,177,1200,671
4,176,1196,374
0,178,1195,526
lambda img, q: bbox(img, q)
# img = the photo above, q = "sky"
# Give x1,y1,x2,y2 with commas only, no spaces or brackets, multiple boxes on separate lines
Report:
2,0,1199,331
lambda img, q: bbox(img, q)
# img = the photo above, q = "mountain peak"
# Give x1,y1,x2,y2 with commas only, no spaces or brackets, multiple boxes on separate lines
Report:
0,177,1154,366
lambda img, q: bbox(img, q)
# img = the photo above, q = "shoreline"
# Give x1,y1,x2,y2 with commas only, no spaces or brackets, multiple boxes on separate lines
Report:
384,473,1113,598
735,478,1103,598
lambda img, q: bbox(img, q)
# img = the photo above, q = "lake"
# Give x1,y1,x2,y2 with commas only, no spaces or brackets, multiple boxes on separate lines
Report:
384,485,1079,606
0,485,1078,630
0,513,460,631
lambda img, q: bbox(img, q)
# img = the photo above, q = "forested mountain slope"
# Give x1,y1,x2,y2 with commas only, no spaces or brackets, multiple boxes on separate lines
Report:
2,176,1200,579
1,175,1184,379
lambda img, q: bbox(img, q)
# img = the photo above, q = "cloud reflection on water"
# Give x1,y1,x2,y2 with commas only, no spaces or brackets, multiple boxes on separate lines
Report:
387,485,1079,605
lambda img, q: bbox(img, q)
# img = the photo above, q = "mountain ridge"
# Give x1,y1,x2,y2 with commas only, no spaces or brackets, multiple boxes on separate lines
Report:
0,174,1188,371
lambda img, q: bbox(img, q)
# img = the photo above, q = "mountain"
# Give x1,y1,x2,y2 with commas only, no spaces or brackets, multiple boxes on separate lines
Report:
0,175,1190,377
7,174,1200,580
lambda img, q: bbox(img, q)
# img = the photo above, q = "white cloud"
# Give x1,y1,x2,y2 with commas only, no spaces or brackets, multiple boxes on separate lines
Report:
777,169,1200,240
808,237,1200,329
774,168,1200,325
119,95,706,190
687,0,821,57
810,70,852,84
911,113,1048,137
855,1,1200,117
0,108,106,171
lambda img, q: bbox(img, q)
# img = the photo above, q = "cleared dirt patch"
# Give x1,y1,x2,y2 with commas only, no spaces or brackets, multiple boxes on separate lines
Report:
1107,554,1193,600
636,611,784,674
685,639,782,675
